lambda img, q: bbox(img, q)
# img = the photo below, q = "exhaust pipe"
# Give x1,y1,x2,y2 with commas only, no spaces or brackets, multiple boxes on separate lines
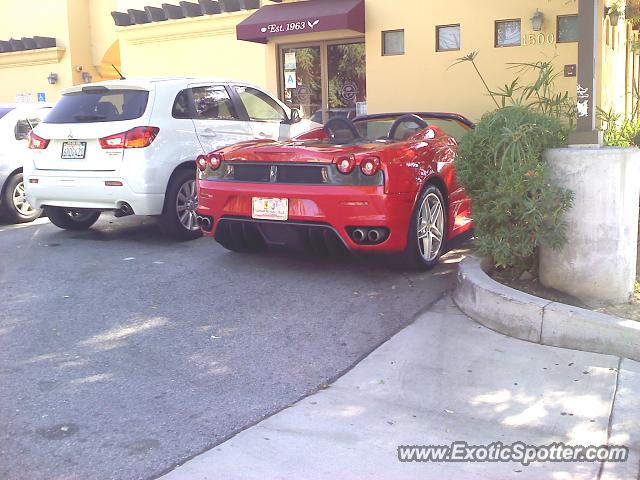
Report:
368,228,383,243
201,217,213,232
114,203,134,218
352,228,367,244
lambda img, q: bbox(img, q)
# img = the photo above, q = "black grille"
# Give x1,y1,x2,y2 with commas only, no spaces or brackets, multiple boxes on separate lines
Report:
276,165,325,184
230,164,327,184
233,164,271,182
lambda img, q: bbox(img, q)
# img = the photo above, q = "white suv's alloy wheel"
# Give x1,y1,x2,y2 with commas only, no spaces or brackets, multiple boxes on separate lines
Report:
176,179,199,232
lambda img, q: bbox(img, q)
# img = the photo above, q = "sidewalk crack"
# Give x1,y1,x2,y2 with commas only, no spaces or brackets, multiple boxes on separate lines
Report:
539,301,552,344
597,357,623,480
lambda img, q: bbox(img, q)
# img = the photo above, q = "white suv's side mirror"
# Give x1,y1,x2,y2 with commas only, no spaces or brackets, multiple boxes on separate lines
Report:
289,109,301,124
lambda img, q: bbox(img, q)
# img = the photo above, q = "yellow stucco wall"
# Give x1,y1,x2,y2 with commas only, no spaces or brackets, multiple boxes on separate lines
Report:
0,0,72,102
0,0,120,102
117,11,268,84
599,0,631,118
89,0,120,80
364,0,580,121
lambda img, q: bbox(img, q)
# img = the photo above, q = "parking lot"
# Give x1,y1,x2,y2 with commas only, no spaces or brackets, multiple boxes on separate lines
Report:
0,214,465,480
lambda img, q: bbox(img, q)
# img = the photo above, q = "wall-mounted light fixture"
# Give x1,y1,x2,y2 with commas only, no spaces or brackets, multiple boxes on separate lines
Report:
610,11,621,26
531,9,544,31
47,72,58,85
81,71,92,83
606,4,622,27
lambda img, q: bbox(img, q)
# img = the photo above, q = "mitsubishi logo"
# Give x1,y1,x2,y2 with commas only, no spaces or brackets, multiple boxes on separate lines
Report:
67,130,75,140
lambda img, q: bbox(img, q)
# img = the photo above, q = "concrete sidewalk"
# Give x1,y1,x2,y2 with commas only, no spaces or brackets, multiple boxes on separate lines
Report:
160,296,640,480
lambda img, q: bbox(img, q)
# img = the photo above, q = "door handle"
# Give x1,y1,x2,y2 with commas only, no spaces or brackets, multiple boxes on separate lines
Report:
200,129,218,138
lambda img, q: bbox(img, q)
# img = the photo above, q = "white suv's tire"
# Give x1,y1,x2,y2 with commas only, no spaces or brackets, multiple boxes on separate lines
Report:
44,206,101,230
159,168,202,240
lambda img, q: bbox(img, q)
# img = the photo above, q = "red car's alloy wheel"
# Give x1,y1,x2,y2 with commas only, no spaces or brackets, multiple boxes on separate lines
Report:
417,191,445,262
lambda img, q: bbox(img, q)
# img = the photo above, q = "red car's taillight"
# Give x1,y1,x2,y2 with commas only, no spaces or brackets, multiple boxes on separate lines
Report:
196,155,208,172
99,126,159,149
360,157,381,176
335,155,356,174
28,131,50,149
207,153,223,171
197,153,223,172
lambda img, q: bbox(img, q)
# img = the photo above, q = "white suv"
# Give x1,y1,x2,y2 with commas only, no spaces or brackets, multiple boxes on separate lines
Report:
0,103,51,223
24,77,307,239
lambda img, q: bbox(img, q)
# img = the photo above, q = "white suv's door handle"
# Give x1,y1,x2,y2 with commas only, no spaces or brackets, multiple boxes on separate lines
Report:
200,129,218,138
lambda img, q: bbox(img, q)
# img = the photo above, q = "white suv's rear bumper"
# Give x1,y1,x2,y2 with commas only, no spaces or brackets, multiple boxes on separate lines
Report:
24,174,165,216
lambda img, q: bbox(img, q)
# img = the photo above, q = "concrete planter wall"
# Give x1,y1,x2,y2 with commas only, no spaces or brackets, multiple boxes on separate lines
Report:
540,147,640,306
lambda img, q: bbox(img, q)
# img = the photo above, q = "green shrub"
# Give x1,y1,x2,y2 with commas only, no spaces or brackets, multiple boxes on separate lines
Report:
457,106,574,269
597,107,640,147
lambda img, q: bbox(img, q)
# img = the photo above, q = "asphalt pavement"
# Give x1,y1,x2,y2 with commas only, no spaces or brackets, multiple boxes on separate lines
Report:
0,214,464,480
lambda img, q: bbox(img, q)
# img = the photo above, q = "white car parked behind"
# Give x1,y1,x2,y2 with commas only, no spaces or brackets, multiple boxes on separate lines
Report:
24,77,308,239
0,103,51,223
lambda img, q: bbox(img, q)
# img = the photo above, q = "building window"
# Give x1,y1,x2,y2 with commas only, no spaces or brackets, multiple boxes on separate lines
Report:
495,19,521,47
557,15,578,43
382,30,404,56
436,25,461,51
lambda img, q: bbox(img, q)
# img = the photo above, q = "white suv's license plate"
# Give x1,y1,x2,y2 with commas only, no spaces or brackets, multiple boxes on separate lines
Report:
252,197,288,221
61,141,87,159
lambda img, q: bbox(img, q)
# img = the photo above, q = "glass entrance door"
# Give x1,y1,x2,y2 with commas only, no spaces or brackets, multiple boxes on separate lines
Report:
280,46,322,123
279,40,366,124
327,43,366,122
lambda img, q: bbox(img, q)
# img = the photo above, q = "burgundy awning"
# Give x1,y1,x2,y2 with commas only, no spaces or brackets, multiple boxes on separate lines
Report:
236,0,365,44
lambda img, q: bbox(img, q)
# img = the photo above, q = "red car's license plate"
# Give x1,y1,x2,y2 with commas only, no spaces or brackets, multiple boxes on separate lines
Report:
252,197,288,221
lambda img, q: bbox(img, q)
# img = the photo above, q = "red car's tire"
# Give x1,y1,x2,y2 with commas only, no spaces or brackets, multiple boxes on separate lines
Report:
397,184,447,270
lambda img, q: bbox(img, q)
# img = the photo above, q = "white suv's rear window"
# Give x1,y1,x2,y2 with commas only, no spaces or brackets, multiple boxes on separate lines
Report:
44,88,149,124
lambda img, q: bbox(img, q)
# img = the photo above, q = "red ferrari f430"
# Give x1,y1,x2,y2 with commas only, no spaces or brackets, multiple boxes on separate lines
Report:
196,113,474,269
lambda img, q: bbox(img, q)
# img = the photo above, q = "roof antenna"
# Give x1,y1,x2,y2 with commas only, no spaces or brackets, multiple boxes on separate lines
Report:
112,64,126,80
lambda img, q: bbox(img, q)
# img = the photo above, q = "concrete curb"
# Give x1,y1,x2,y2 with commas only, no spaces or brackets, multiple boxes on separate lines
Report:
453,256,640,362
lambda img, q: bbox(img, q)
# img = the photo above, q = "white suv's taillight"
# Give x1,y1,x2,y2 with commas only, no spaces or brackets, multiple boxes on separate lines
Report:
27,131,50,149
99,126,160,149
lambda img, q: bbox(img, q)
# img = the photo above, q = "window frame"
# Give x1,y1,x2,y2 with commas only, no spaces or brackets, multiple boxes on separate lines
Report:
436,24,461,52
171,89,194,120
382,29,405,56
494,19,522,48
190,85,240,121
556,14,579,44
232,85,288,123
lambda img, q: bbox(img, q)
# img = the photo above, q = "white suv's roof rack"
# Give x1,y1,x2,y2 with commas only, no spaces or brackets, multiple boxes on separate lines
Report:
60,76,259,95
